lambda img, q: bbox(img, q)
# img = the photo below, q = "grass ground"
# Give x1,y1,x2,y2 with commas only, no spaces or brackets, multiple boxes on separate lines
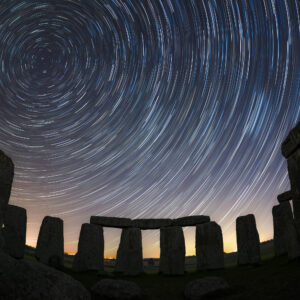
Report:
24,241,300,299
58,256,299,299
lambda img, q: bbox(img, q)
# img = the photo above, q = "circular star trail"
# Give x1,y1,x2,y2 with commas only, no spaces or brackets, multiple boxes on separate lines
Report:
0,0,299,256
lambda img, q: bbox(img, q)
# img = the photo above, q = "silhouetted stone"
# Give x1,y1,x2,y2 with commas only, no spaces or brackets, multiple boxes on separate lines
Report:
160,226,185,275
35,216,64,268
90,216,132,228
3,204,26,259
0,150,14,249
185,277,229,300
236,214,260,265
131,218,173,229
281,122,300,219
196,221,224,270
272,202,294,256
73,223,104,272
287,148,300,219
172,215,210,227
0,252,91,300
277,191,293,203
281,121,300,158
287,218,300,260
115,228,143,275
91,279,142,300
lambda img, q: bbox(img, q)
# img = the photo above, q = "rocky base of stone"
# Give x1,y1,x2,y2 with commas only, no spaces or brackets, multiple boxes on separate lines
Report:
0,253,91,300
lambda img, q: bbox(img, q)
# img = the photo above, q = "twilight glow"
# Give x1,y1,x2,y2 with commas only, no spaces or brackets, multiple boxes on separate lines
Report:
0,0,299,257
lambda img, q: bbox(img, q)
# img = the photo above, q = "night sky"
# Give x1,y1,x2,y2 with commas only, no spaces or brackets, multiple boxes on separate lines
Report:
0,0,299,258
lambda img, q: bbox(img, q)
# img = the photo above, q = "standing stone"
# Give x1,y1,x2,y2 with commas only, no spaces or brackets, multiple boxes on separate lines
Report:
72,223,104,272
3,204,27,259
281,122,300,219
287,148,300,219
0,150,14,250
35,216,64,268
115,228,143,275
196,221,224,270
272,202,294,256
287,218,300,260
236,214,260,265
160,226,185,275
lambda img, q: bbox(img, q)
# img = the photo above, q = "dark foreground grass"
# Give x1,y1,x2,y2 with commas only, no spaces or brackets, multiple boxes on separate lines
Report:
58,255,300,300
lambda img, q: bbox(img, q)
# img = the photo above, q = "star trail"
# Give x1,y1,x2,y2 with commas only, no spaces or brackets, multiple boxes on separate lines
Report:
0,0,299,257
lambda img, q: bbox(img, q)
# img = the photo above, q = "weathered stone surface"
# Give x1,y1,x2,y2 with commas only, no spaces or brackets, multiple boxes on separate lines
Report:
90,216,132,228
172,216,210,227
272,202,294,256
0,150,14,249
236,214,260,265
3,204,27,259
91,279,142,300
287,148,300,219
35,216,64,268
287,218,300,260
91,215,210,229
0,252,91,300
131,218,173,229
73,223,104,272
196,221,224,270
185,277,229,300
160,226,185,275
281,121,300,158
115,228,143,275
277,191,293,203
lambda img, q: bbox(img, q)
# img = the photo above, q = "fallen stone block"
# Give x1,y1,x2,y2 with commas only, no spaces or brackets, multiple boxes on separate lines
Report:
185,277,229,300
0,252,91,300
91,279,142,300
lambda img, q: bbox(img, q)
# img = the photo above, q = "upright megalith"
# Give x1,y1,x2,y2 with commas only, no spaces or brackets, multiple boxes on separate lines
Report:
0,150,14,249
196,221,224,270
281,121,300,219
3,204,27,259
115,227,143,275
72,223,104,272
160,226,185,275
35,216,64,268
272,202,294,256
287,149,300,219
287,218,300,260
236,214,260,265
